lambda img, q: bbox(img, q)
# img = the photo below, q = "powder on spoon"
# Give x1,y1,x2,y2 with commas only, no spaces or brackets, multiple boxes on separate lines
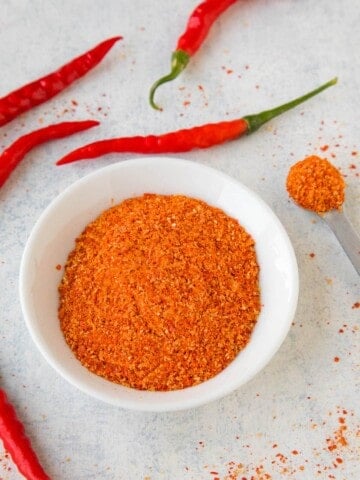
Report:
286,155,345,213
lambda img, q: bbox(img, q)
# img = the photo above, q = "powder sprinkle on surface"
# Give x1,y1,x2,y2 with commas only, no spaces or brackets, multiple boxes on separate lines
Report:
58,194,261,391
286,155,345,213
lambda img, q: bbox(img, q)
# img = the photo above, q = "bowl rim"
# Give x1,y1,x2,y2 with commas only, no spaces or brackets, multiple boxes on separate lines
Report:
19,157,299,411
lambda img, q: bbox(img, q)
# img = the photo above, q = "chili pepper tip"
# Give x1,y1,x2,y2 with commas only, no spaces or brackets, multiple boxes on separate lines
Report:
107,35,123,44
149,50,190,110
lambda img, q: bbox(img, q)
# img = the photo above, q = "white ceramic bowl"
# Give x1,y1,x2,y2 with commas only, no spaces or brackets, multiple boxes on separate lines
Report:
20,157,298,411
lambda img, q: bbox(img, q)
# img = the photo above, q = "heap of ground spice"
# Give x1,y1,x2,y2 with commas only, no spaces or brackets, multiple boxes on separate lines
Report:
286,155,345,213
58,194,260,391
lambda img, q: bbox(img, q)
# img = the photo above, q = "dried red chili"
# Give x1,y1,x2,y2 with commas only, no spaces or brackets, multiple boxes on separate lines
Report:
149,0,237,110
57,78,337,165
0,120,99,187
59,194,261,391
0,37,122,127
0,389,50,480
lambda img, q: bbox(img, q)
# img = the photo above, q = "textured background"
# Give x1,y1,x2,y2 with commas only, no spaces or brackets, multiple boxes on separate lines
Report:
0,0,359,479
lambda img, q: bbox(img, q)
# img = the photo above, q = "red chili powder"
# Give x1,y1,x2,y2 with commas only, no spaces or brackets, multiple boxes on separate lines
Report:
286,155,345,213
59,194,261,391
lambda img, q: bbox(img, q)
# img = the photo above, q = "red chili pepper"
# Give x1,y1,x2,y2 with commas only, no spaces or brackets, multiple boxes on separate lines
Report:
0,120,99,187
0,37,122,127
58,78,337,165
0,389,50,480
149,0,237,110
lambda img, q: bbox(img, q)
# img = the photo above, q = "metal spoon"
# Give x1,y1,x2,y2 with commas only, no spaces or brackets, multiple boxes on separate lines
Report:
321,207,360,275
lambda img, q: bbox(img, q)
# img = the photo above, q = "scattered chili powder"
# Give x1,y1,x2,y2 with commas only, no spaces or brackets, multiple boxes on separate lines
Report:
59,194,260,391
196,407,357,480
286,155,345,213
326,418,349,451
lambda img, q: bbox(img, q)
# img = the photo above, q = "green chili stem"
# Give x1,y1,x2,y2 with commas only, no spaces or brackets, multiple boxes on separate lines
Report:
149,50,190,110
243,77,338,133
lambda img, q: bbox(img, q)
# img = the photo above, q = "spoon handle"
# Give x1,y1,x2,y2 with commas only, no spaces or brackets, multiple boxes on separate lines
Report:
322,209,360,276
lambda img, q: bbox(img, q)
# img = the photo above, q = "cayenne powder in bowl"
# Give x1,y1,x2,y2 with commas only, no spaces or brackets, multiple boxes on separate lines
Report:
58,193,261,391
286,155,345,213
